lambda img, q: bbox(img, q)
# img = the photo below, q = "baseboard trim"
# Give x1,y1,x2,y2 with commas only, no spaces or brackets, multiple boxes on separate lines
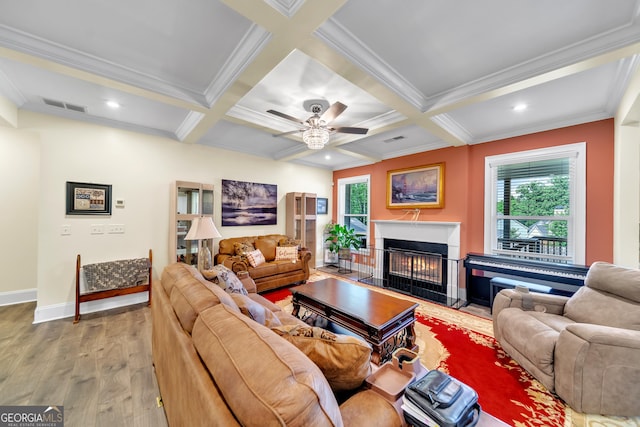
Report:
0,288,37,307
0,288,38,306
33,291,149,324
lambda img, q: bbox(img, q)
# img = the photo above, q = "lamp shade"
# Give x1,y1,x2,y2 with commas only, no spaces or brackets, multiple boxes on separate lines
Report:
184,216,222,240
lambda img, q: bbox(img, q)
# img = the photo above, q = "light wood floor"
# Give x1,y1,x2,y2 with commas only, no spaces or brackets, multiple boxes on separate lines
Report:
0,302,168,427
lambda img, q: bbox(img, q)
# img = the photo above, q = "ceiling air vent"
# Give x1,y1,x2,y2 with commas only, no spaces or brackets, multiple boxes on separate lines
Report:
43,98,87,113
383,135,405,143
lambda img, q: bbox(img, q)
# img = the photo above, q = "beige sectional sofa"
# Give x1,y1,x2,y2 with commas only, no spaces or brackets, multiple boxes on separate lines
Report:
215,234,311,293
152,262,404,426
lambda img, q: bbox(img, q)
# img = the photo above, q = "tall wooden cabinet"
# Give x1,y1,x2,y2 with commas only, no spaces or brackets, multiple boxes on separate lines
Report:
286,192,317,268
170,181,214,265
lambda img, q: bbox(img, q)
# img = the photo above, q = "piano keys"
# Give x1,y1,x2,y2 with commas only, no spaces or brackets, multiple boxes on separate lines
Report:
464,252,590,307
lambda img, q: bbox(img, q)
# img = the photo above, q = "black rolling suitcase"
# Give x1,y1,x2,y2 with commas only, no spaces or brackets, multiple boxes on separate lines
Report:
402,370,480,427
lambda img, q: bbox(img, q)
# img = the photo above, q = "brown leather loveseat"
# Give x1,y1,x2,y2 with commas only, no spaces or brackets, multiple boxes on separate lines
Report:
215,234,310,293
152,262,403,427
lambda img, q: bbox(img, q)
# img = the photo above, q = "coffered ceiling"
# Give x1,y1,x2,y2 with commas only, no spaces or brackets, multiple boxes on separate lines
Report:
1,0,639,170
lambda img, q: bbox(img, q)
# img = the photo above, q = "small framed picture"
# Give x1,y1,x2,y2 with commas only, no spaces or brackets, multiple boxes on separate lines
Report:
66,181,112,215
316,197,328,215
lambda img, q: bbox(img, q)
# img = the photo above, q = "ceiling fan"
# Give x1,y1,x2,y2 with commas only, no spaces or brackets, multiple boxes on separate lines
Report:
267,99,368,149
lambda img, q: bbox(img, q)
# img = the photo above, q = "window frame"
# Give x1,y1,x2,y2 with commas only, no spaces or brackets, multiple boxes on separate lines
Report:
484,143,586,264
337,174,370,252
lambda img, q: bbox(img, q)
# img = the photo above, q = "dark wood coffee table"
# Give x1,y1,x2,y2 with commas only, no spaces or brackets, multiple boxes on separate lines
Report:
290,277,419,365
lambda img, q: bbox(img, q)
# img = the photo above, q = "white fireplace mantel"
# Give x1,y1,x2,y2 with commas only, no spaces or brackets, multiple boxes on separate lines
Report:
372,220,461,260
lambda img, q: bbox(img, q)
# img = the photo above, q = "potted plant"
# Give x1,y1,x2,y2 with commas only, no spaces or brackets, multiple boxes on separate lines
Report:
325,223,362,260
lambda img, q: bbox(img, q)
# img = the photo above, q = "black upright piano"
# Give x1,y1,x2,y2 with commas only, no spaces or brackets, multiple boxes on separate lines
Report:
464,253,590,307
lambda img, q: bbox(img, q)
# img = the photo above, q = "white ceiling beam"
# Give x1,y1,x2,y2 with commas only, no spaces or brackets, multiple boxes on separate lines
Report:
426,41,640,117
182,0,348,144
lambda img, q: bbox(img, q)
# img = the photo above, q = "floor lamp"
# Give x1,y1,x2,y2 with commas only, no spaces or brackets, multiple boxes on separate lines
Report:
184,216,222,274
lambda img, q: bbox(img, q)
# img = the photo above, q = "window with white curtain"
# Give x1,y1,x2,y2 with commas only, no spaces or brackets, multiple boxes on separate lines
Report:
337,175,370,249
484,143,586,264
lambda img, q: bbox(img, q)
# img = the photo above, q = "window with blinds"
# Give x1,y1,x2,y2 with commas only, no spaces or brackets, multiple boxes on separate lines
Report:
484,143,586,264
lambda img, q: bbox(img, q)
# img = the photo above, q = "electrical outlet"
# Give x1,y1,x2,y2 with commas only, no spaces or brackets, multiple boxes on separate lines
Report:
108,224,125,234
61,225,71,235
90,224,104,234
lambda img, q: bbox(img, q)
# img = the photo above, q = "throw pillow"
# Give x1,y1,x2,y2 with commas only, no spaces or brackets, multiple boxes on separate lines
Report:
210,264,248,296
230,293,282,327
271,324,372,391
279,237,301,249
245,249,266,268
233,241,254,256
275,246,298,261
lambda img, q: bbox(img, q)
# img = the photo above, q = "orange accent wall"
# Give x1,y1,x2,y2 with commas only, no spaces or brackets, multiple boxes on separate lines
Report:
331,119,614,264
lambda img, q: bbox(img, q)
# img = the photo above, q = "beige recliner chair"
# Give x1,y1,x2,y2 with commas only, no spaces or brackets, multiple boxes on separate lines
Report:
492,261,640,416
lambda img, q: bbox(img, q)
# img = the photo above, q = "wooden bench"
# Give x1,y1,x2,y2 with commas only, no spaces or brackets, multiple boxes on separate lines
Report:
74,249,152,323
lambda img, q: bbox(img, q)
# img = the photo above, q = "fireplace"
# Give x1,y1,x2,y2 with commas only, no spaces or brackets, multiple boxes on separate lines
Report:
358,220,463,306
384,238,448,302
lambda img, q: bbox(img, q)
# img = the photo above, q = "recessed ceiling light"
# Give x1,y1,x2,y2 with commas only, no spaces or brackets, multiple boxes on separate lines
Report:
106,100,120,109
513,103,527,112
324,154,331,160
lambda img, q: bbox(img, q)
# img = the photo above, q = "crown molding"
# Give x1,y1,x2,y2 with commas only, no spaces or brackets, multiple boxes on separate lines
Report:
317,16,640,117
315,18,428,111
430,114,473,145
379,143,450,160
606,55,640,114
175,111,205,141
227,103,293,133
472,111,612,145
0,24,208,106
357,109,406,129
428,21,640,113
203,24,272,107
264,0,306,18
24,102,177,140
0,67,26,106
272,143,309,160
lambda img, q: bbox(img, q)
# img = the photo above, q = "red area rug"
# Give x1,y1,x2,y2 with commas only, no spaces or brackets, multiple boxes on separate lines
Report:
416,310,565,426
262,284,565,426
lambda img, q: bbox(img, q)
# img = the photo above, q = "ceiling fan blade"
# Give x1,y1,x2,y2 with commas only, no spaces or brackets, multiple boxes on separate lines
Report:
267,109,305,125
320,101,347,123
273,129,304,137
333,126,369,135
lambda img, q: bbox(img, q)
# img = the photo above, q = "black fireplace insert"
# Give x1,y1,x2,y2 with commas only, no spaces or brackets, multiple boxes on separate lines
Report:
383,238,448,303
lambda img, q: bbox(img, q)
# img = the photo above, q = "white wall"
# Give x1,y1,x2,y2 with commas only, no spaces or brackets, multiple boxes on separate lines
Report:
0,126,39,303
614,67,640,268
1,110,333,320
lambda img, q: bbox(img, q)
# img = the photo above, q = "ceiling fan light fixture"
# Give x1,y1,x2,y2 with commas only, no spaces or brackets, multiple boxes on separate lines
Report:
303,127,330,149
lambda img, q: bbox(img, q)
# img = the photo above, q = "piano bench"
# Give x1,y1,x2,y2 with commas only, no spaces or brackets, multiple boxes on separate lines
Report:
489,277,552,312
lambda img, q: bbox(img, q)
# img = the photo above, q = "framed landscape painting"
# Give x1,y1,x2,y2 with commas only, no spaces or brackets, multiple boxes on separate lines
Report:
221,179,277,226
386,163,444,209
66,181,112,215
